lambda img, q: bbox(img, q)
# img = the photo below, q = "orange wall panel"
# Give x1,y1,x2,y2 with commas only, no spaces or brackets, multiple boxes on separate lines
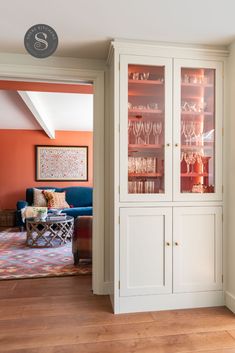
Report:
0,130,93,209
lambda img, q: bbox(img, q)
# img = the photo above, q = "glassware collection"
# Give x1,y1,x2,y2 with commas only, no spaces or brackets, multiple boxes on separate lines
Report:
127,65,215,195
180,68,215,193
128,64,165,194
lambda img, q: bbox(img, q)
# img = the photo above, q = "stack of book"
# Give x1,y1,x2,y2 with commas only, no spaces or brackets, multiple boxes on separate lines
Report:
46,213,67,221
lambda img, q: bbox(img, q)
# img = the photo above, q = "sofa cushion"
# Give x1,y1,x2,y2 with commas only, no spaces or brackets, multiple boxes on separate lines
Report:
43,191,69,209
26,187,92,207
63,207,92,218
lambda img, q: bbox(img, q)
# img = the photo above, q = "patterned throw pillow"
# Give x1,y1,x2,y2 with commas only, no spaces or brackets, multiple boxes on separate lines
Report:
43,191,69,209
33,188,55,207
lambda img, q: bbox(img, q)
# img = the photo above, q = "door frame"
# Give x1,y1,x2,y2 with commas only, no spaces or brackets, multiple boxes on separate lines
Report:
0,62,105,294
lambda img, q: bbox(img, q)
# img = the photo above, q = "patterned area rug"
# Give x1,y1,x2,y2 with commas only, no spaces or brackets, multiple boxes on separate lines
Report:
0,228,92,280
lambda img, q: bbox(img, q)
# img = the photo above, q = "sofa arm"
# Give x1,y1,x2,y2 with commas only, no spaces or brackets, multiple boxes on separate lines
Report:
17,200,28,211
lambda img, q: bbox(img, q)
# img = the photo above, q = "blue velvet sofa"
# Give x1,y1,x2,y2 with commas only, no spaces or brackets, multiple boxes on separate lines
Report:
16,186,93,229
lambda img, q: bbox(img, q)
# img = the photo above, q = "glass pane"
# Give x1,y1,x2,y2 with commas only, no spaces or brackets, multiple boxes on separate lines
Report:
128,64,165,194
180,68,215,194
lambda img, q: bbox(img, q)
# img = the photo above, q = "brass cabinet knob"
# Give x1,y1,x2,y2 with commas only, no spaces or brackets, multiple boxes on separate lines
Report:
175,143,179,147
166,242,171,246
175,242,179,246
166,143,170,147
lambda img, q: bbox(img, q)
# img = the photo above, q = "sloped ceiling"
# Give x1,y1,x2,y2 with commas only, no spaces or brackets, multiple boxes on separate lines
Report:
0,90,93,132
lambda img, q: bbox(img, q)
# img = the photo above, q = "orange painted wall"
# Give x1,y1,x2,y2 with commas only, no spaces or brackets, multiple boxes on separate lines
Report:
0,130,93,209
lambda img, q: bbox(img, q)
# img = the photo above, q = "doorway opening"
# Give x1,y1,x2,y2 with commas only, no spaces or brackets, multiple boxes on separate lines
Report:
0,80,96,286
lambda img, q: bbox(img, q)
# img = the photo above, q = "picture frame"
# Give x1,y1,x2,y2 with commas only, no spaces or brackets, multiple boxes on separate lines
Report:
35,145,88,181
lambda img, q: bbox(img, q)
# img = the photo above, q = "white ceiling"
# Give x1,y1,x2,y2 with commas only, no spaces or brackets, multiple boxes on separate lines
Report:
0,0,235,59
0,91,93,131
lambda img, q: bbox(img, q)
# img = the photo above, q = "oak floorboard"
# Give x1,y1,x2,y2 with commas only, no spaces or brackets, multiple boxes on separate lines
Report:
1,276,235,352
2,331,235,353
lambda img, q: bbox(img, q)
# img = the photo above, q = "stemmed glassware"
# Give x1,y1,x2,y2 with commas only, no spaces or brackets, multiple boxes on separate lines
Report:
128,120,132,143
153,122,162,145
193,122,203,146
143,121,152,145
133,121,143,144
182,121,194,145
184,152,196,174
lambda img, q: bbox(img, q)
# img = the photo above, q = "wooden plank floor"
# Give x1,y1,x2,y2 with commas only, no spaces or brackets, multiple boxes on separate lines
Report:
1,276,235,352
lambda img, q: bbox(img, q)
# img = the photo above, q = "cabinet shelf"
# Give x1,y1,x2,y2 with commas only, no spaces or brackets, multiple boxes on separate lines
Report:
129,144,163,150
129,173,163,178
181,82,213,88
129,109,163,115
181,144,213,150
129,79,164,85
181,111,213,116
181,172,209,177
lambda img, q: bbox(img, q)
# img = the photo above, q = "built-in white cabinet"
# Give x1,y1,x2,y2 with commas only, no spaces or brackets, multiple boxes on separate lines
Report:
108,40,225,313
120,207,172,296
173,207,223,293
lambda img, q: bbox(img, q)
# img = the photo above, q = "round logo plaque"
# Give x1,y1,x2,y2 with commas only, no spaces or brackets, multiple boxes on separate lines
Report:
24,24,58,58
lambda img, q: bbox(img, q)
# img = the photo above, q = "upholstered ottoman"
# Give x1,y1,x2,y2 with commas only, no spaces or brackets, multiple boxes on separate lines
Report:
73,216,92,264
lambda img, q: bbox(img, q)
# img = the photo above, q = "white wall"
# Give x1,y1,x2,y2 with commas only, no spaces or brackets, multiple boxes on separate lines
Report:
225,41,235,312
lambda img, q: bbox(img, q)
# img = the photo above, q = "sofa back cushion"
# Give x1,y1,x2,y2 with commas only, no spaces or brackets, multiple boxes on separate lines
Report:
26,187,92,207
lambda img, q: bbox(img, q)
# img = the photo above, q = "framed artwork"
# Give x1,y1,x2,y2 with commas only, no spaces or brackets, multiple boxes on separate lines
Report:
35,145,88,181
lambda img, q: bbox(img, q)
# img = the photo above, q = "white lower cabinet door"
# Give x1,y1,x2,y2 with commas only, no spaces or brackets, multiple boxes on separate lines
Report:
120,207,172,296
173,207,223,293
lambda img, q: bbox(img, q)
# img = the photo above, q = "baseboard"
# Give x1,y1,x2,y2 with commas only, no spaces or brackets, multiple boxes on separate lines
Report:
117,291,224,314
225,291,235,313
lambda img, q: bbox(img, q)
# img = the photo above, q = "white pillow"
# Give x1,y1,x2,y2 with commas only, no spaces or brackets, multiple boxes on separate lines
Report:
33,188,55,207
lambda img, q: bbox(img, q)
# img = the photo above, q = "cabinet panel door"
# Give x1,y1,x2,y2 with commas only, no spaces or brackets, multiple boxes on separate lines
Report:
120,207,172,296
173,59,223,201
120,55,173,202
173,207,222,293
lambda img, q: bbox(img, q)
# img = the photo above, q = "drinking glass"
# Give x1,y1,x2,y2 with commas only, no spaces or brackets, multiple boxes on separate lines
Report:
143,121,152,145
153,122,162,145
184,153,190,174
133,121,143,144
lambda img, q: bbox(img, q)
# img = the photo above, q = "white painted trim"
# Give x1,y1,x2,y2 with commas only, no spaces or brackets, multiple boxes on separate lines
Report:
118,291,224,314
111,39,229,58
18,91,55,139
0,62,106,295
225,291,235,313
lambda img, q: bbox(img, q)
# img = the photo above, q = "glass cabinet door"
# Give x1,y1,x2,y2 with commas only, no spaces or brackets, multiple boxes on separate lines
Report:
174,60,223,201
120,56,172,201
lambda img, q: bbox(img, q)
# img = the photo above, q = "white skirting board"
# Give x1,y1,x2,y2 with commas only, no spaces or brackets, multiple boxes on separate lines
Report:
116,291,224,314
225,291,235,313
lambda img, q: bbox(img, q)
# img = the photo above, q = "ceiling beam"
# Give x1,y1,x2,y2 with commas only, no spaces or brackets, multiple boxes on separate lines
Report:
18,91,55,139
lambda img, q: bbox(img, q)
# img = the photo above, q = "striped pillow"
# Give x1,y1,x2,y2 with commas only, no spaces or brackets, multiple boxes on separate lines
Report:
43,191,69,209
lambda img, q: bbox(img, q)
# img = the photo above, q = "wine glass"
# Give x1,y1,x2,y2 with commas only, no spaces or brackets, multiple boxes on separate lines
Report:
185,121,194,145
153,122,162,145
184,153,190,174
196,153,202,173
194,122,203,146
143,121,152,145
133,121,143,144
188,152,196,173
128,120,132,143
